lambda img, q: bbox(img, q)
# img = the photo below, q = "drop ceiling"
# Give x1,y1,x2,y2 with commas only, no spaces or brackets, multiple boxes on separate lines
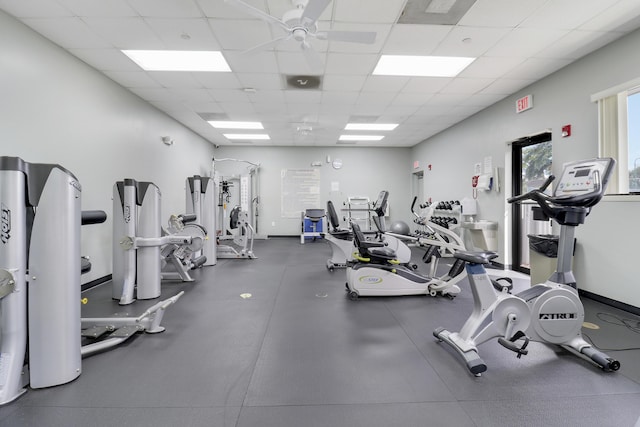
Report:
2,0,640,147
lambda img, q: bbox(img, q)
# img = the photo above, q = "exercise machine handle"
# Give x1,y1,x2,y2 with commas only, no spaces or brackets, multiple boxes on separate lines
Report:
507,175,555,204
180,213,197,223
411,196,419,218
81,210,107,225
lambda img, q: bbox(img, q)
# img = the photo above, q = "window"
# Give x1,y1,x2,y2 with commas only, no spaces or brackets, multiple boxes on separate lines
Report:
594,80,640,194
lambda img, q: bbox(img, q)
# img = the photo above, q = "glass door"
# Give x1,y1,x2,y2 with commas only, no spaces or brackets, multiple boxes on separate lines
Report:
511,134,553,273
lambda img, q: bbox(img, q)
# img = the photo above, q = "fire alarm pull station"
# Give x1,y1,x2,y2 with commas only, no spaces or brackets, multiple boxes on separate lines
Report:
562,125,571,138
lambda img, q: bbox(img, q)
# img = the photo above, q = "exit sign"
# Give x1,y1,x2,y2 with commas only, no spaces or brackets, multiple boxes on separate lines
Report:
516,94,533,113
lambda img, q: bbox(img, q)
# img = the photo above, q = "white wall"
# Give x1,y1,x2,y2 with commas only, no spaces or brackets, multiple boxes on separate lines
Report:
214,146,413,236
0,11,215,283
410,27,640,307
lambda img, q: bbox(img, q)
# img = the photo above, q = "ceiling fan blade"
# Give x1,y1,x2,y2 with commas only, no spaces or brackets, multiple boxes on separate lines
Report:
300,0,331,27
301,41,324,72
224,0,290,32
316,30,377,44
238,35,291,56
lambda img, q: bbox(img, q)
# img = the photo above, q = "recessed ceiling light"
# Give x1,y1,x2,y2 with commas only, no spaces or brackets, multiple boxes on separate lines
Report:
373,55,475,77
121,50,231,72
345,123,398,131
209,121,263,129
223,134,270,140
339,135,385,141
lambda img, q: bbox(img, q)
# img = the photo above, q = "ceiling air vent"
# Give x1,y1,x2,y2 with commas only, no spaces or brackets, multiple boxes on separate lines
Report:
197,112,230,121
285,75,322,90
398,0,477,25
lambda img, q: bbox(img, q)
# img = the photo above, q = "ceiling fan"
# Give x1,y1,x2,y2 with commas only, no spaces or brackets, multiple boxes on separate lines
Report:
224,0,377,70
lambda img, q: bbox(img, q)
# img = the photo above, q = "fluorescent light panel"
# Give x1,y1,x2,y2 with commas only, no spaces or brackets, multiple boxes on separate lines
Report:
209,121,263,129
345,123,398,131
339,135,385,141
373,55,475,77
224,134,270,140
122,50,231,72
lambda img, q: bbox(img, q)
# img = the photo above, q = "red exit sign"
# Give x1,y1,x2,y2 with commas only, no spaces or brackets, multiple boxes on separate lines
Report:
516,94,533,113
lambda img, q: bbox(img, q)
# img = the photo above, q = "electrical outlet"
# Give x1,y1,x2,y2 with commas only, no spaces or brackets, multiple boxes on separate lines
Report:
271,221,275,227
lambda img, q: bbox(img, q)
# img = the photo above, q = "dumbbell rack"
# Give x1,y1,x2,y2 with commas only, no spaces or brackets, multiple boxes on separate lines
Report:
430,201,462,232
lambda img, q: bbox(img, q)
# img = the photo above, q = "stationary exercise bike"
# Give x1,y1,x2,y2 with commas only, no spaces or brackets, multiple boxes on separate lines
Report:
345,220,466,299
325,190,412,271
434,158,621,375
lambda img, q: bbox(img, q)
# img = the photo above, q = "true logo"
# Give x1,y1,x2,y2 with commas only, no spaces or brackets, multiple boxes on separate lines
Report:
359,276,383,284
123,205,131,223
539,313,576,320
1,204,11,244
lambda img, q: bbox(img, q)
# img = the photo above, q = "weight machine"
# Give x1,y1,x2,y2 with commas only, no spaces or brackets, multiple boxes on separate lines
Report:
186,175,216,265
113,179,207,305
0,157,182,405
212,158,261,259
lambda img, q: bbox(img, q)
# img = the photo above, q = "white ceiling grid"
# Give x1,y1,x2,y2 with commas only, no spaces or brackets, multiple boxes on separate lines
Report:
2,0,640,146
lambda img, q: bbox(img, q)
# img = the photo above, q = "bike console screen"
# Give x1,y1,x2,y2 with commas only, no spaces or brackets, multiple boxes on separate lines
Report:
554,158,615,201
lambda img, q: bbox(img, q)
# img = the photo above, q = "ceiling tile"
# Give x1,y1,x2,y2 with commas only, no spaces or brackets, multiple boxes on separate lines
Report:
104,70,162,87
324,23,391,54
519,0,619,30
127,0,203,18
401,77,452,94
197,0,272,20
322,74,366,91
362,75,409,93
208,18,273,50
390,92,434,107
322,91,359,105
534,30,623,60
144,18,222,50
580,0,640,32
459,0,547,28
483,28,569,58
82,17,164,49
192,72,242,89
236,72,283,90
324,53,379,75
479,78,534,95
226,51,279,73
502,57,572,80
333,0,405,24
58,0,137,17
210,89,252,103
276,51,326,75
440,77,494,94
431,26,512,57
146,71,204,88
356,91,397,106
381,24,451,55
284,89,322,104
0,0,72,18
458,56,525,78
22,17,112,49
247,89,285,104
254,102,288,114
221,102,257,115
266,0,333,22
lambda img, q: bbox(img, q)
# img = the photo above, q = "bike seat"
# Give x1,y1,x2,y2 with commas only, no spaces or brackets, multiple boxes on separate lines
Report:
368,246,397,260
454,250,498,265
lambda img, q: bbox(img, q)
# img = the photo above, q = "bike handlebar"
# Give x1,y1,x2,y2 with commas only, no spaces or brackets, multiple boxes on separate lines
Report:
507,175,555,204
